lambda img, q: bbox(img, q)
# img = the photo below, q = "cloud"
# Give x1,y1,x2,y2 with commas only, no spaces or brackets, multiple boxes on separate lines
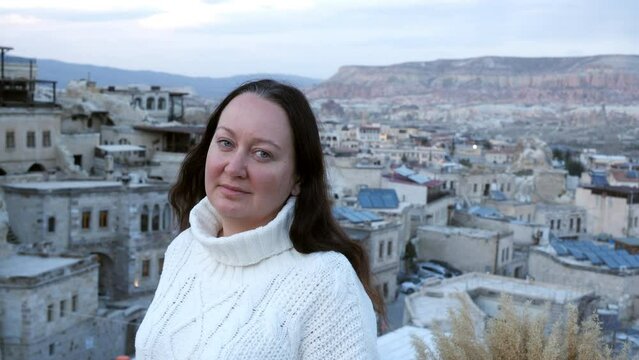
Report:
0,13,42,25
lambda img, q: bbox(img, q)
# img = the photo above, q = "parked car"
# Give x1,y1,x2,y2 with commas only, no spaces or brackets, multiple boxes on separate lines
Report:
416,260,462,278
399,276,424,294
416,267,444,280
427,260,463,276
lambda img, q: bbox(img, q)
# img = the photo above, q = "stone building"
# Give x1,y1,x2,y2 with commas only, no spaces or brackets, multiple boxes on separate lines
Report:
2,180,174,300
0,253,101,360
534,203,587,238
529,239,639,321
0,51,61,176
326,156,384,199
416,225,515,276
335,207,403,303
576,184,639,238
403,273,596,333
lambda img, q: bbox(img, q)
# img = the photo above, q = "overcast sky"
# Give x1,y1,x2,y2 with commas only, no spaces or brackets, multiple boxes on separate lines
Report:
1,0,637,79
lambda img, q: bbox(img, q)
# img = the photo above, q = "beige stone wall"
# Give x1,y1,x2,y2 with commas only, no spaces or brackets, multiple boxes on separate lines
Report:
576,187,630,237
528,249,639,318
326,162,382,197
381,179,427,205
0,108,61,174
533,169,567,202
59,133,100,172
0,260,99,360
416,226,512,274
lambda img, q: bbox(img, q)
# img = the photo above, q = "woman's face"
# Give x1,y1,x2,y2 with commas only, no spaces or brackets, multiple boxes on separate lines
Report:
204,92,299,236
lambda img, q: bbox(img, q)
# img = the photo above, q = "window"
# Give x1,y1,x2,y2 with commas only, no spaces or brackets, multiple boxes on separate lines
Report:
152,205,160,231
59,300,66,318
550,220,554,229
162,205,171,230
507,183,511,192
570,218,574,230
142,259,150,277
158,257,164,275
382,282,389,299
158,97,166,110
26,131,36,148
49,343,55,356
387,240,393,257
99,210,108,228
47,304,54,322
378,241,384,260
48,216,55,232
557,219,561,230
42,130,51,147
141,206,149,232
577,217,581,232
634,217,638,227
71,295,78,312
146,97,155,110
82,210,91,229
5,131,15,149
473,183,478,193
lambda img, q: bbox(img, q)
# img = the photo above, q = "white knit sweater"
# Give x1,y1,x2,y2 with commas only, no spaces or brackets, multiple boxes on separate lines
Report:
135,197,380,359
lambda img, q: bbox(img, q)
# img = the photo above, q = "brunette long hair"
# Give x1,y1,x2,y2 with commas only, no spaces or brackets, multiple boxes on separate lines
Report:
169,79,384,315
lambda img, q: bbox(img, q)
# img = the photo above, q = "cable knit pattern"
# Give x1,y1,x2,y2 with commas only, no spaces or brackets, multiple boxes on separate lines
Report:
135,197,379,359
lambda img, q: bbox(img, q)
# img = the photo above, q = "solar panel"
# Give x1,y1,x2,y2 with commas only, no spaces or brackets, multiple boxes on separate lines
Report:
551,242,570,256
621,254,639,268
583,251,604,265
567,247,587,260
600,255,623,269
358,189,399,209
408,174,429,184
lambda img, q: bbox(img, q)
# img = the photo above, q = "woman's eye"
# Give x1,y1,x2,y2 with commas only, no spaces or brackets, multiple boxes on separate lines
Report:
255,150,272,160
217,139,233,149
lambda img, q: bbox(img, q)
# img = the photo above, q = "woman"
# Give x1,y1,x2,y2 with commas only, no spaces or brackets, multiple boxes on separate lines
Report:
135,79,383,359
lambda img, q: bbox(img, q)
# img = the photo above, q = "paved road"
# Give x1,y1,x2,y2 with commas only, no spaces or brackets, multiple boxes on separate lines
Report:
383,291,407,333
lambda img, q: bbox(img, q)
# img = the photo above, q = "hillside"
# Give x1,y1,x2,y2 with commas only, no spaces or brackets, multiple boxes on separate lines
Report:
307,55,639,105
32,58,321,101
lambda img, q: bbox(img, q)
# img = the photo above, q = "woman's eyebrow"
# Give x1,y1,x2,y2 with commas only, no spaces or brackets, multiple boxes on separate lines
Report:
216,126,282,150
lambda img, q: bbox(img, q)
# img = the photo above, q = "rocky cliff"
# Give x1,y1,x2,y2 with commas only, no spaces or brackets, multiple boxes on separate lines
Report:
307,55,639,105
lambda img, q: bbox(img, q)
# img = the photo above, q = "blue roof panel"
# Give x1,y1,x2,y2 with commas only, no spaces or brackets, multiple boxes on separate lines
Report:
394,165,415,177
408,174,430,184
358,188,399,209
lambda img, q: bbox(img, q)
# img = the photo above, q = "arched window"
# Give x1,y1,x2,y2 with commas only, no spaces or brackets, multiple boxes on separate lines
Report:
146,97,155,110
140,205,149,232
158,97,166,110
134,98,142,109
118,138,130,145
27,163,46,172
162,204,171,230
152,205,160,231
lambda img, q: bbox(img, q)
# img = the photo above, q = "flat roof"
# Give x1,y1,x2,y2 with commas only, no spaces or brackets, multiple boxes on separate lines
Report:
0,255,81,278
418,225,498,239
419,272,590,302
377,326,435,360
3,181,122,191
96,145,146,152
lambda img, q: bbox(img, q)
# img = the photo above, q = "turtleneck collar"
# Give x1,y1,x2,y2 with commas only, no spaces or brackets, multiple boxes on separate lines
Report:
189,197,296,267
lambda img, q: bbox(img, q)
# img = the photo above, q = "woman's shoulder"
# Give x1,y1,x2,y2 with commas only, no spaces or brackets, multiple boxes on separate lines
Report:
299,251,360,289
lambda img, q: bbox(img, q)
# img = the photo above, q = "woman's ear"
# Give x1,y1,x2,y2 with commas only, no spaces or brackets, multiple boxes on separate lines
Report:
291,180,301,196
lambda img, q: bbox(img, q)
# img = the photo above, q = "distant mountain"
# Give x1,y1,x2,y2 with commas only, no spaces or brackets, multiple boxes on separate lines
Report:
307,55,639,105
31,58,322,100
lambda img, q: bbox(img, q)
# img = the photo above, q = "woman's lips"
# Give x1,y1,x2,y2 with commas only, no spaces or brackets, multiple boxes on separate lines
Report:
218,184,250,195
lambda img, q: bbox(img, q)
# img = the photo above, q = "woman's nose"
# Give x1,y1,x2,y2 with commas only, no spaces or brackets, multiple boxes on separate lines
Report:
224,152,248,178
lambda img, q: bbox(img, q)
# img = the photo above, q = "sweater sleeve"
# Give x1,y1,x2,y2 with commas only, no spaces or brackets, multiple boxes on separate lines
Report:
299,252,380,360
